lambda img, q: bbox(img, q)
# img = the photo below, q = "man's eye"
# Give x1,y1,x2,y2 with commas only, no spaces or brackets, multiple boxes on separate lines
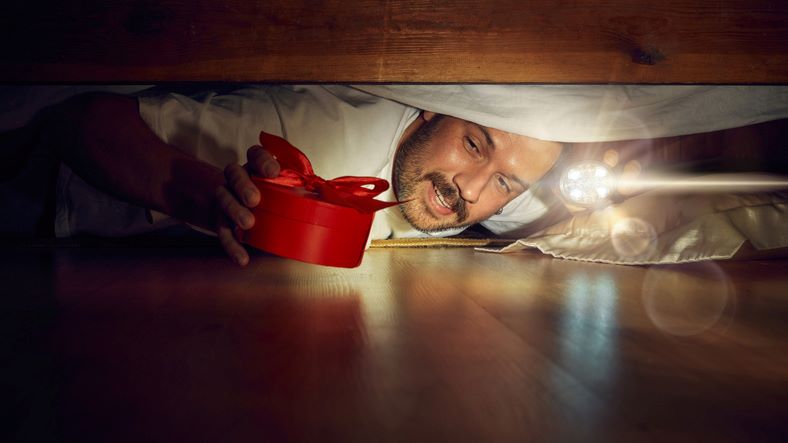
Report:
496,175,511,193
465,137,481,155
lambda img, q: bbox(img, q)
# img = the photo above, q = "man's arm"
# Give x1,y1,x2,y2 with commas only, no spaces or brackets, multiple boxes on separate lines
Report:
36,92,279,265
38,92,224,229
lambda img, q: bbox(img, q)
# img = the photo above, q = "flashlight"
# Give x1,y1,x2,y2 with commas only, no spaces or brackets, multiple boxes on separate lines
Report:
559,161,616,208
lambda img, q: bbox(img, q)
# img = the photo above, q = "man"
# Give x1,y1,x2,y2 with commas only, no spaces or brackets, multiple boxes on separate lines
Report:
13,85,563,265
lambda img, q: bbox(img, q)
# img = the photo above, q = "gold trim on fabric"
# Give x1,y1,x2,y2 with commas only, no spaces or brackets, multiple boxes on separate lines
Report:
369,238,513,248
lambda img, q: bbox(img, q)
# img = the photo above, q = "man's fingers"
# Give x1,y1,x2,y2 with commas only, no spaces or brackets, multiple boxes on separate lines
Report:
224,163,259,207
217,218,249,266
215,143,281,267
215,185,255,230
247,145,280,177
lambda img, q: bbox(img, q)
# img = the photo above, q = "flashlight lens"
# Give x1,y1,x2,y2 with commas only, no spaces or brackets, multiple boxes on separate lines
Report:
560,161,615,207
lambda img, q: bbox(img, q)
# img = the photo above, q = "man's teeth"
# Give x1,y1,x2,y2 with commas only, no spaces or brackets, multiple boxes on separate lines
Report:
434,187,451,209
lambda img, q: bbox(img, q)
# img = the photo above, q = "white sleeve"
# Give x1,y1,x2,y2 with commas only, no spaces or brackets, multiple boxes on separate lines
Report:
137,87,281,168
57,87,281,238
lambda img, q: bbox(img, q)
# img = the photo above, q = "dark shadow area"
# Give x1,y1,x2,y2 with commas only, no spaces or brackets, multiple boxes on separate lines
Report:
0,248,60,443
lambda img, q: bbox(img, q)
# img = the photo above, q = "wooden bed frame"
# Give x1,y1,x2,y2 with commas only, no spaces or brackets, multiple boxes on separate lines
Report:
1,0,787,84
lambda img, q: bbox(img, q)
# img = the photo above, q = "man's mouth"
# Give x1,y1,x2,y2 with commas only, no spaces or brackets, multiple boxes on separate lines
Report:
419,171,468,224
434,186,452,210
428,180,458,217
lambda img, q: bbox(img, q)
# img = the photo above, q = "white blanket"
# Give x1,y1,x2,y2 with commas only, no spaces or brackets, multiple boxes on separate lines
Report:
355,85,788,142
479,190,788,265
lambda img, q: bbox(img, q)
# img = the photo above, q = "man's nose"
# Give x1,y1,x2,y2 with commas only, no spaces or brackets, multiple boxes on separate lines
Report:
454,170,491,204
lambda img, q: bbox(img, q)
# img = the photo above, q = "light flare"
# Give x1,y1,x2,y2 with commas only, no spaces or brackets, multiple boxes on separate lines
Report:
616,173,788,193
641,262,733,336
611,217,657,259
560,160,788,208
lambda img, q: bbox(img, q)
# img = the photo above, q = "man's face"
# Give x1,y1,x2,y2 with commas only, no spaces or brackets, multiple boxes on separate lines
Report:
394,112,563,233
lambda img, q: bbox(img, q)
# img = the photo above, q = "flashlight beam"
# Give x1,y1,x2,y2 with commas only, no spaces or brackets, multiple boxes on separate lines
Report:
616,173,788,193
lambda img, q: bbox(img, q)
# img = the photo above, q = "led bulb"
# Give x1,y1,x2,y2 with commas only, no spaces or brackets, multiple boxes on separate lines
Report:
559,161,616,208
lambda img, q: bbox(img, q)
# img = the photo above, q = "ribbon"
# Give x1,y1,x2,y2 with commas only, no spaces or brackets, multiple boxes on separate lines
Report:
256,132,401,213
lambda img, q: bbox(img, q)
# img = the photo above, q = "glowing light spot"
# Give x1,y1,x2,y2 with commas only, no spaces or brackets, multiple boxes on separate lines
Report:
610,217,656,259
623,160,641,175
602,149,619,167
641,262,732,336
560,161,616,208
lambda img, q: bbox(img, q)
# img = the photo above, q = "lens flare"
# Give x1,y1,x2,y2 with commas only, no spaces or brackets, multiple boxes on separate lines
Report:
641,262,733,336
559,159,788,208
616,173,788,193
611,217,657,259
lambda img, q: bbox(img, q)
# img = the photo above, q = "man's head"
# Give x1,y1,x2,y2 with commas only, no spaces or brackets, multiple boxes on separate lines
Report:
393,112,563,233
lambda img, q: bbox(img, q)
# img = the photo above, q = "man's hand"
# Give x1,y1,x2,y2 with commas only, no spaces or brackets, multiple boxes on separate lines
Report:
216,145,280,266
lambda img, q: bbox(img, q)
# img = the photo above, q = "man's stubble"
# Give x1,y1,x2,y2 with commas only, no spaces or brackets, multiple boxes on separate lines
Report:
393,115,472,233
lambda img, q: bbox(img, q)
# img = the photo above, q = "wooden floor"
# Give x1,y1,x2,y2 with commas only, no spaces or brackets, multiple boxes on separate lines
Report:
2,244,788,442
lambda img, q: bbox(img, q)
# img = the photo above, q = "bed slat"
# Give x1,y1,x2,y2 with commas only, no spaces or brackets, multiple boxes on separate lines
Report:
1,0,786,83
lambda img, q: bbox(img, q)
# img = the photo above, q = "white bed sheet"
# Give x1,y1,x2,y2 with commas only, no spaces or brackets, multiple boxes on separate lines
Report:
355,85,788,142
479,189,788,265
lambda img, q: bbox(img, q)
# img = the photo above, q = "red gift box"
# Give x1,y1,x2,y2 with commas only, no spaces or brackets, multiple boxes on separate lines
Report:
242,132,400,268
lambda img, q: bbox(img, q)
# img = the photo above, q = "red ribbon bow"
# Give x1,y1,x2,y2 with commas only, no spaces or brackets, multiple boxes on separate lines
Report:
257,132,401,213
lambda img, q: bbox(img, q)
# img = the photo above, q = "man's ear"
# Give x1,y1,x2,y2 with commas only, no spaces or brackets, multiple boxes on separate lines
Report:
422,111,436,121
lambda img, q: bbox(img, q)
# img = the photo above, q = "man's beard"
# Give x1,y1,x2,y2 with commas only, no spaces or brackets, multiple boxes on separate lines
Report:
393,116,472,233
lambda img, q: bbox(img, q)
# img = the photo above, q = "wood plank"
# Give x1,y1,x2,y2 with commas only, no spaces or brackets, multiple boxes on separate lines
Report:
1,0,787,83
